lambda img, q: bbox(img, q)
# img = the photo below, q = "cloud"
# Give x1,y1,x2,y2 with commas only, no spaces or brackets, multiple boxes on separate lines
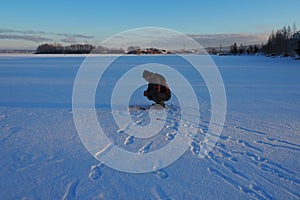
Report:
0,28,95,44
0,28,47,35
61,37,78,43
0,28,270,49
189,32,270,47
0,34,51,43
57,33,94,39
99,29,270,50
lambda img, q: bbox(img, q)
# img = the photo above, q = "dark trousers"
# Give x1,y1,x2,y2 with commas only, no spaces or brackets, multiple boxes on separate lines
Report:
146,90,170,104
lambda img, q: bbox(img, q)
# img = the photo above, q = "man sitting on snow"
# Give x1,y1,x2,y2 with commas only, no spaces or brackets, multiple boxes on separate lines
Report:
143,70,171,107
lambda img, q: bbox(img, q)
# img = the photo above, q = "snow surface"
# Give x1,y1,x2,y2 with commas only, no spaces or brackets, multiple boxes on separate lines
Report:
0,55,299,199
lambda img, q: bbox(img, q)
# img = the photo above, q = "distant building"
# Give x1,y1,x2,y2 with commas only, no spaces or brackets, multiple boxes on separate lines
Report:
126,48,171,55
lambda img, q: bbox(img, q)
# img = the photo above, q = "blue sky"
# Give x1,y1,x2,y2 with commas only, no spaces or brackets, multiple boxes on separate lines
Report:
0,0,300,49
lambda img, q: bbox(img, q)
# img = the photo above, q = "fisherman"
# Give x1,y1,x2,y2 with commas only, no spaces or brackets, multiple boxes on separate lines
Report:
143,70,171,107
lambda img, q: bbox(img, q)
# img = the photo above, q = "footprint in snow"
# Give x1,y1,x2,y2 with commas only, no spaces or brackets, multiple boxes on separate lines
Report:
138,142,153,154
62,179,80,200
164,132,176,140
89,164,103,180
124,136,134,145
154,169,169,179
190,141,200,155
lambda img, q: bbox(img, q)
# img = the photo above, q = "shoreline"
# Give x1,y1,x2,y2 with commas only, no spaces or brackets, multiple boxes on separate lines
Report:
0,53,298,60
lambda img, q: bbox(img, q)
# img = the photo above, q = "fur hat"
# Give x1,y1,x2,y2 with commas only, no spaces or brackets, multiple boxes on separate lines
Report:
143,70,152,78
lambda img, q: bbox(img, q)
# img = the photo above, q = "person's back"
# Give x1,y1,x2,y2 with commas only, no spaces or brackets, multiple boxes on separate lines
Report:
143,70,171,107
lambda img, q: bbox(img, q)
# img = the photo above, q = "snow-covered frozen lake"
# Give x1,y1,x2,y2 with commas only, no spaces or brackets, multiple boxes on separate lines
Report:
0,55,299,199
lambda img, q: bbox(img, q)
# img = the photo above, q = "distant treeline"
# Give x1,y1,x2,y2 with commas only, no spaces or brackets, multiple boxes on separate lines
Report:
35,43,95,54
35,44,169,54
229,43,260,55
35,43,129,54
228,24,300,57
226,24,300,57
261,25,300,56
